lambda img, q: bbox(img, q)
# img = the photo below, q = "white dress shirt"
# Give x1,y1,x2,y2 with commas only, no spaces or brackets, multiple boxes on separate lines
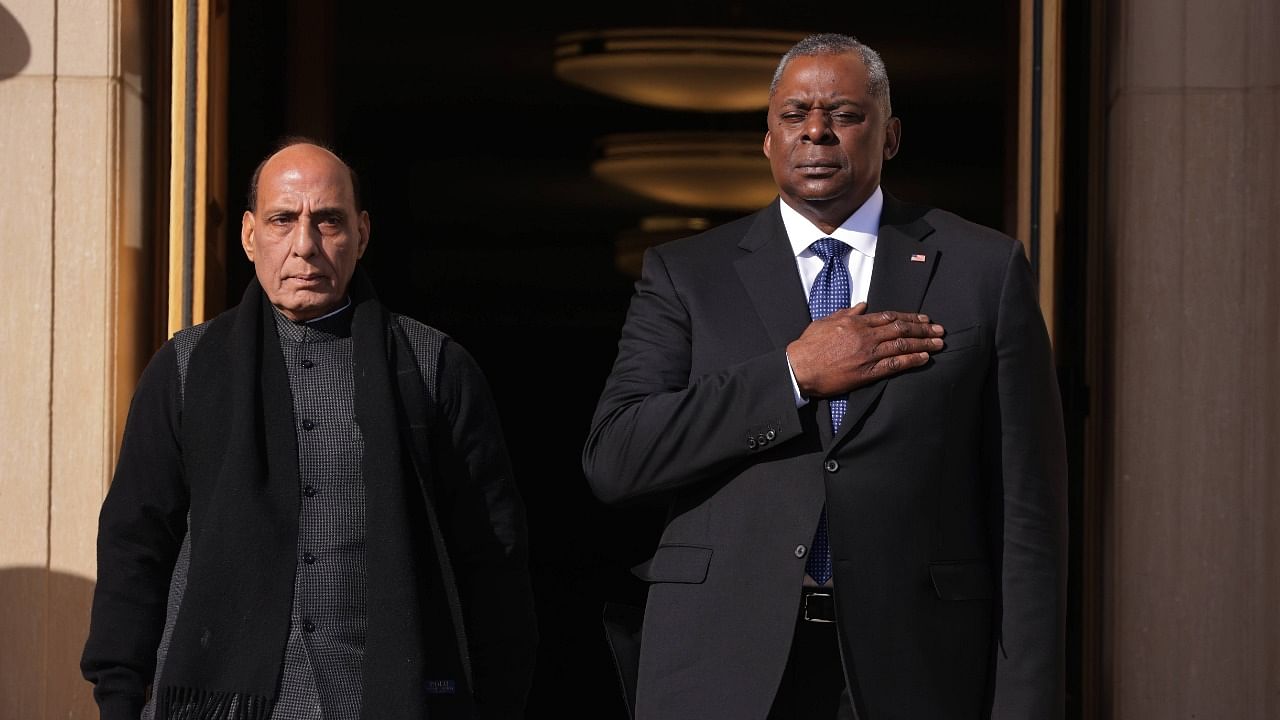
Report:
782,186,883,406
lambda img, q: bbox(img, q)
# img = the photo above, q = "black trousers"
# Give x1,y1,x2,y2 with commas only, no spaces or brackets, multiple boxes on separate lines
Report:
766,612,857,720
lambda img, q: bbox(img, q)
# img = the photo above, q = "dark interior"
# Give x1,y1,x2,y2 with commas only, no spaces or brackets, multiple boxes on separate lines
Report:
225,3,1017,716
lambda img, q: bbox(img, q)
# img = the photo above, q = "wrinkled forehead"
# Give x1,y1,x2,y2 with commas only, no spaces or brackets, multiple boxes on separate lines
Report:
259,154,355,208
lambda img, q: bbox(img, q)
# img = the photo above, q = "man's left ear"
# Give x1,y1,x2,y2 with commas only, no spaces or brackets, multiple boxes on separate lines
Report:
356,211,370,259
884,117,902,160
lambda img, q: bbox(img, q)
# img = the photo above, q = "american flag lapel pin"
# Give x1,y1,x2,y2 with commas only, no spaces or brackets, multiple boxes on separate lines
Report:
910,253,927,262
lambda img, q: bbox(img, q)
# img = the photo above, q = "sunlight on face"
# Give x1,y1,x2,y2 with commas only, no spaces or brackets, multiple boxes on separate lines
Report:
241,144,370,321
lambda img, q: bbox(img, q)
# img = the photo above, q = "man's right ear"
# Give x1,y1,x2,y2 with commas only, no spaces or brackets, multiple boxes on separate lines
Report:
241,211,256,261
762,131,773,160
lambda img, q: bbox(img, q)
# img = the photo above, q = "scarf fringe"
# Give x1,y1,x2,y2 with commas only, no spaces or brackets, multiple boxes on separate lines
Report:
156,686,271,720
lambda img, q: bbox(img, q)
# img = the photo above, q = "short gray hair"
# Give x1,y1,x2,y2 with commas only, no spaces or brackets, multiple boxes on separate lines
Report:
769,33,892,116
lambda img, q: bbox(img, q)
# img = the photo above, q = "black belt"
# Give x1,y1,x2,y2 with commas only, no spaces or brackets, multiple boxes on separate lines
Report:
800,588,836,623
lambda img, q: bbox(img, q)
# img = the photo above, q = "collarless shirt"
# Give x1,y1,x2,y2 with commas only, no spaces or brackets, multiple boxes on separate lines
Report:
271,300,365,720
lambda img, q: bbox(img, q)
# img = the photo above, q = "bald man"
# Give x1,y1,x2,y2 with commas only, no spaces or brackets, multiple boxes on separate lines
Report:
82,140,536,720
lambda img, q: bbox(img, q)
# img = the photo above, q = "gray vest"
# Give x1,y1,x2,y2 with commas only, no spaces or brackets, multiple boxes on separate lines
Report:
144,308,445,720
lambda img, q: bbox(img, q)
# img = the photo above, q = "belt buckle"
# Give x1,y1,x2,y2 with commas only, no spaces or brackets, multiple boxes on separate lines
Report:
802,590,835,623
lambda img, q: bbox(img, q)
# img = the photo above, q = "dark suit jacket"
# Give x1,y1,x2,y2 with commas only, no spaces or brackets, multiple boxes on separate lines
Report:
582,195,1066,720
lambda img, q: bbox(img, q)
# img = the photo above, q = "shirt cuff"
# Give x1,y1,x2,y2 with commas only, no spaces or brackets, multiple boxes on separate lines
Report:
785,352,808,408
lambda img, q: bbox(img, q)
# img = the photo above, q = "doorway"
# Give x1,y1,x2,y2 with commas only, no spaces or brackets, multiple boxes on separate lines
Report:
221,3,1025,717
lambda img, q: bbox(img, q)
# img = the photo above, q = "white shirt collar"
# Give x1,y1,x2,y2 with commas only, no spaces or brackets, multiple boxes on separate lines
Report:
779,186,883,259
301,297,352,324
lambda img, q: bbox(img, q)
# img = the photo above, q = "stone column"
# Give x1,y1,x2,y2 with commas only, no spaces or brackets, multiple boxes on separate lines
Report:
0,1,153,717
1104,0,1280,717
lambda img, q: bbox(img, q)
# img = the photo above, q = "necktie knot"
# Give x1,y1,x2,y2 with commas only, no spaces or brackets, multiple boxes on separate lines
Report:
807,238,851,323
809,237,850,264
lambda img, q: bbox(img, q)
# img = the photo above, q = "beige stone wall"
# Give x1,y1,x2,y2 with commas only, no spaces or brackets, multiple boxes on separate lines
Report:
1104,0,1280,716
0,0,152,716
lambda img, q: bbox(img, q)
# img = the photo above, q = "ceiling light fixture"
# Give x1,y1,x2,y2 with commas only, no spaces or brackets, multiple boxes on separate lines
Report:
554,28,803,112
592,132,776,212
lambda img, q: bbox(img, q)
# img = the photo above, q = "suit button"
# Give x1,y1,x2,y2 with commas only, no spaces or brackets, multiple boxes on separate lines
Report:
756,434,767,446
302,419,315,431
301,359,314,369
303,484,317,497
303,552,316,565
747,437,757,449
302,619,315,633
824,459,839,473
765,429,776,441
795,544,807,558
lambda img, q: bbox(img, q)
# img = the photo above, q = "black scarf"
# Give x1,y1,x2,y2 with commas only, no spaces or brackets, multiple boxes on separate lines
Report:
157,271,473,719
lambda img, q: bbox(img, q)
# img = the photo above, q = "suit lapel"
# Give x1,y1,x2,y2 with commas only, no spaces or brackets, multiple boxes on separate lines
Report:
734,201,835,446
833,194,938,446
734,201,813,353
865,196,938,314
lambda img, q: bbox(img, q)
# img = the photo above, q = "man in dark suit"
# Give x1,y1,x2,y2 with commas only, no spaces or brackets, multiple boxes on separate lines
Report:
582,34,1066,720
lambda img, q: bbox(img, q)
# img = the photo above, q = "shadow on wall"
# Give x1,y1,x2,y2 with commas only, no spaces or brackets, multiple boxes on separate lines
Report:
0,3,31,80
0,567,97,719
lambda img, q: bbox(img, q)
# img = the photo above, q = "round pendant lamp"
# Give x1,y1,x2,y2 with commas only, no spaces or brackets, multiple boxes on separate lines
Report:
554,28,803,112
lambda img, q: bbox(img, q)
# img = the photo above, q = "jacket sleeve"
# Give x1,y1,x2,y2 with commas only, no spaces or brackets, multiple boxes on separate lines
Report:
81,342,189,720
987,240,1068,719
581,245,803,506
434,340,538,719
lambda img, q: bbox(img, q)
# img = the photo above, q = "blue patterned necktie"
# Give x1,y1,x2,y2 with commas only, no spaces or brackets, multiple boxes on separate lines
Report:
805,237,851,585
